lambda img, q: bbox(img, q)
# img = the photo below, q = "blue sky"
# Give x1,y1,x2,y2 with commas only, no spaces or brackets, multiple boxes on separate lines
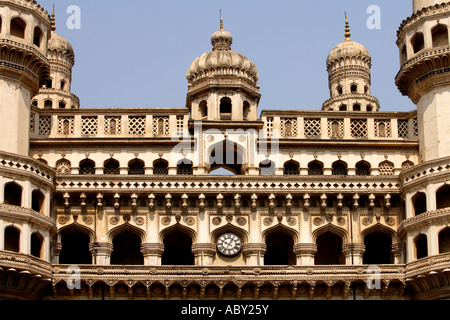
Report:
38,0,414,113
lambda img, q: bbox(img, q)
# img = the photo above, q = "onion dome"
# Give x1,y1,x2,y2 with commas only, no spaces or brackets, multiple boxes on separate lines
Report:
326,14,371,71
47,8,75,65
186,17,259,84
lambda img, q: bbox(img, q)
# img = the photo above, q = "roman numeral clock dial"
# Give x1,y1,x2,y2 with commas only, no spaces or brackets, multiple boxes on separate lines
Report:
217,233,242,256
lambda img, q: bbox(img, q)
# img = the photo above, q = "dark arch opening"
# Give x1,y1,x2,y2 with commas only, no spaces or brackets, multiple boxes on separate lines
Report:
308,160,324,176
4,226,20,252
332,160,348,176
59,229,92,265
10,17,26,39
199,100,208,119
439,228,450,254
220,97,232,120
315,232,344,265
31,232,43,258
264,230,295,266
432,24,449,48
412,33,424,54
363,231,393,264
110,231,144,265
153,159,169,175
412,192,427,216
209,140,244,175
356,161,371,176
177,159,193,176
161,230,194,265
436,185,450,209
33,26,42,47
283,160,299,176
79,159,96,175
259,160,275,175
31,189,45,214
416,234,428,260
4,182,22,206
104,159,120,175
128,159,145,175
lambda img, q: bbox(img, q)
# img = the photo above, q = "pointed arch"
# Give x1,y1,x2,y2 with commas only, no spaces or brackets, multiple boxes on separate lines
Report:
160,224,196,266
109,225,145,265
56,158,71,175
153,158,169,175
108,223,146,243
207,139,246,175
259,159,276,175
308,160,324,176
432,24,449,48
31,189,45,214
283,160,300,176
4,181,23,206
79,158,96,175
4,225,20,252
30,232,44,258
361,224,397,265
355,160,371,176
10,17,26,39
332,160,348,176
104,158,120,175
262,224,297,266
415,233,428,260
128,158,145,175
412,192,427,216
438,227,450,254
177,158,193,175
436,184,450,209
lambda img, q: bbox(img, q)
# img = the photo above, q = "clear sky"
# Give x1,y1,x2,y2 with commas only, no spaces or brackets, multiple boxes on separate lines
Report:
37,0,414,113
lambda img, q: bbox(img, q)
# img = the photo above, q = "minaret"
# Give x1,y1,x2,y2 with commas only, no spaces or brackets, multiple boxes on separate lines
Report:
32,7,79,109
0,0,51,155
323,14,380,112
396,1,450,161
186,16,261,122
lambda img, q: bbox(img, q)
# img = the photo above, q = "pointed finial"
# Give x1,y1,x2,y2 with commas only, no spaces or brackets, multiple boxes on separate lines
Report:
344,12,351,40
51,4,56,31
220,10,224,30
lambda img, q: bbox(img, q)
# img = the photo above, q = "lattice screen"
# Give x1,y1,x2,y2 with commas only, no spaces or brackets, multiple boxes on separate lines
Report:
30,113,35,133
153,116,169,136
304,118,321,138
38,116,52,136
281,118,298,137
413,118,419,137
56,159,71,175
379,161,395,176
57,117,74,135
397,120,408,138
266,118,274,137
374,120,392,138
81,116,98,136
129,116,146,136
105,116,122,135
351,119,368,138
327,119,344,138
176,116,184,137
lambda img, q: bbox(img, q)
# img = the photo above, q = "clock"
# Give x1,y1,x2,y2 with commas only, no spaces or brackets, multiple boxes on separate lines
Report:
217,233,242,256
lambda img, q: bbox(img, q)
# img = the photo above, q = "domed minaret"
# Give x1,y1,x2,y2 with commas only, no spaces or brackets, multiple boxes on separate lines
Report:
396,0,450,162
32,7,79,109
323,14,380,112
0,0,51,155
186,16,261,122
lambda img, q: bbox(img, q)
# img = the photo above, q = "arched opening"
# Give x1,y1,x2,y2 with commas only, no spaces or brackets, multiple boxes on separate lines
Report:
264,230,295,266
432,24,449,48
161,230,194,265
283,160,299,176
352,104,361,112
243,101,251,120
363,231,393,264
10,17,26,39
59,101,66,109
439,228,450,254
379,160,395,176
208,140,245,175
199,100,208,120
401,45,407,64
330,121,341,138
104,159,120,175
60,80,66,91
128,159,145,175
31,100,38,108
153,159,169,175
44,100,53,109
366,105,373,112
177,159,193,175
259,160,275,175
339,105,347,112
315,232,344,265
412,33,424,54
56,159,71,174
336,85,343,95
412,192,427,216
220,97,232,120
31,189,45,214
355,161,371,176
79,159,96,175
59,229,92,265
4,182,22,206
436,184,450,209
4,226,20,252
332,160,348,176
415,234,428,260
350,84,358,93
308,160,324,176
33,26,42,47
110,231,144,265
30,232,44,258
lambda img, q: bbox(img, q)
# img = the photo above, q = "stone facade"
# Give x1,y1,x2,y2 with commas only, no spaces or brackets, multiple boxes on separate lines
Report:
0,0,449,301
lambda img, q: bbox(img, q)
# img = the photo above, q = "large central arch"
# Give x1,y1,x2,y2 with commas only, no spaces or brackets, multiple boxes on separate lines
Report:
207,139,246,175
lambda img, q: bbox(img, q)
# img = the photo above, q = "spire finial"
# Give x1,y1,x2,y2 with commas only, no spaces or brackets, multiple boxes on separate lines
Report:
344,12,351,40
220,10,223,30
51,4,56,31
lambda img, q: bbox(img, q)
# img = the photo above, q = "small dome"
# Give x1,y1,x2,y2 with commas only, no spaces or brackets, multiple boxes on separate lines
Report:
326,39,371,67
186,24,258,84
48,31,74,58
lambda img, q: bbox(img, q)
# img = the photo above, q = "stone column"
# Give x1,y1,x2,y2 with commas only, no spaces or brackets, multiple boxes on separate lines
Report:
293,243,317,266
342,243,365,265
141,243,164,266
192,243,216,266
89,242,113,265
242,243,266,266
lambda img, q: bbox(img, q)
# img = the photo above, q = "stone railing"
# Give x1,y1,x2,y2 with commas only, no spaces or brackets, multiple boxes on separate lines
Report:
399,156,450,188
0,250,53,278
261,110,418,141
398,208,450,234
0,203,55,230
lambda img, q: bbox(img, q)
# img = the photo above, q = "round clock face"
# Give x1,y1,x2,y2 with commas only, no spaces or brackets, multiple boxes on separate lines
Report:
217,233,242,256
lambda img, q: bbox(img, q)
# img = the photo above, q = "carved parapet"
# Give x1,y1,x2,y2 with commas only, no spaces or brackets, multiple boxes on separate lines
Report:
140,243,164,256
242,243,267,256
191,243,216,257
293,243,318,257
